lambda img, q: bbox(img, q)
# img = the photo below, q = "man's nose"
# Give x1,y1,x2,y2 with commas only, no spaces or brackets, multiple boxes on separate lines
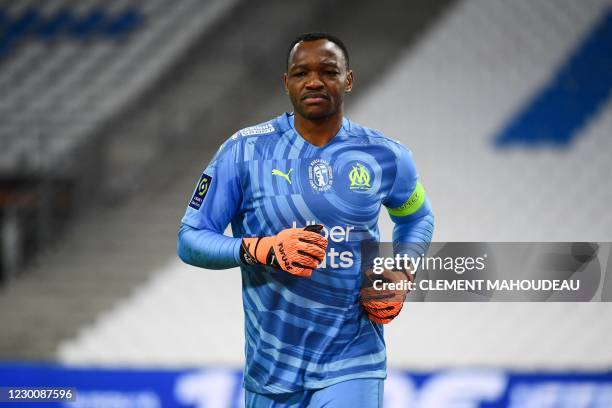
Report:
305,73,324,89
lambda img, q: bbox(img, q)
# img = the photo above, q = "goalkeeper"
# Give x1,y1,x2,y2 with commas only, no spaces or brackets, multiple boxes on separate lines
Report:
178,32,434,407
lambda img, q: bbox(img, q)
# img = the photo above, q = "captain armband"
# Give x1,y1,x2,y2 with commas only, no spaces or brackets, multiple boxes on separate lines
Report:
386,181,426,217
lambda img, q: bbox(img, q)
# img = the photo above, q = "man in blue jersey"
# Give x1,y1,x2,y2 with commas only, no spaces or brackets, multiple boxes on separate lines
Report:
178,33,434,407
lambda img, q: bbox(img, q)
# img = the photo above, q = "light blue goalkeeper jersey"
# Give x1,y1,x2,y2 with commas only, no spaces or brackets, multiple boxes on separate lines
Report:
179,112,434,394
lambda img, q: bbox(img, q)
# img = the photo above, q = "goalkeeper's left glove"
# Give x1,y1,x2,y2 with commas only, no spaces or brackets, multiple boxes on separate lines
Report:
360,268,413,324
360,288,406,324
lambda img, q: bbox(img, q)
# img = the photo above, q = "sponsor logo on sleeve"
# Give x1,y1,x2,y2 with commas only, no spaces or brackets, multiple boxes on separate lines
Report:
189,173,212,210
239,123,275,136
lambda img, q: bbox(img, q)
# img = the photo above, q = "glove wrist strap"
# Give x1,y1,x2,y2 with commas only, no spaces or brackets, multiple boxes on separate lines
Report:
239,237,280,269
240,238,261,265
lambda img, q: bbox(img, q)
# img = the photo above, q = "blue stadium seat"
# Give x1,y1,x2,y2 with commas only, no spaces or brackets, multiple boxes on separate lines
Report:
0,10,6,30
0,6,145,58
7,8,39,39
37,9,74,41
105,8,143,40
0,8,39,57
71,7,106,40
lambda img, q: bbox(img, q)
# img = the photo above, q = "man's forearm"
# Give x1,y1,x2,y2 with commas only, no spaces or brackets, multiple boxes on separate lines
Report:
177,223,242,269
392,213,435,259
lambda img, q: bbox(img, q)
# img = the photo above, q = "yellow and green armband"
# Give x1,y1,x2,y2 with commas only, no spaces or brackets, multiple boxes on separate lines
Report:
387,181,426,217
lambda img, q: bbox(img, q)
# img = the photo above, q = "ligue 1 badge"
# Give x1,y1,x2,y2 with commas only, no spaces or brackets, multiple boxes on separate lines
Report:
189,173,212,210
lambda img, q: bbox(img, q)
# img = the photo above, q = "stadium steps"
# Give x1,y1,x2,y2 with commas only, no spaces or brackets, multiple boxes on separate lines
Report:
0,141,217,360
0,193,182,359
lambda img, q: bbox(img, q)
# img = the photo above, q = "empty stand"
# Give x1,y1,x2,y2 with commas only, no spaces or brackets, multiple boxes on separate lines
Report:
0,0,238,173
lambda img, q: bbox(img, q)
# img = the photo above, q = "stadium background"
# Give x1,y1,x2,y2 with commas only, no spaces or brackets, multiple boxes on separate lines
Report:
0,0,611,406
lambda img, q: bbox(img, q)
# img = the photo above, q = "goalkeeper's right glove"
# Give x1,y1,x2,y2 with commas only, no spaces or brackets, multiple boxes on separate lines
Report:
239,225,328,277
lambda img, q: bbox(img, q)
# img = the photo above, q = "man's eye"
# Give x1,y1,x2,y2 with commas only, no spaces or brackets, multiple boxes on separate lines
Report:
324,71,339,76
293,72,306,77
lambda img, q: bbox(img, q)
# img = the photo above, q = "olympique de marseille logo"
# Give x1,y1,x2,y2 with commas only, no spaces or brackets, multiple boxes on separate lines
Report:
349,162,371,191
308,159,334,192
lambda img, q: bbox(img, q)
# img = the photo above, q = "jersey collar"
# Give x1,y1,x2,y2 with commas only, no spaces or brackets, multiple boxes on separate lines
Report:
277,112,351,147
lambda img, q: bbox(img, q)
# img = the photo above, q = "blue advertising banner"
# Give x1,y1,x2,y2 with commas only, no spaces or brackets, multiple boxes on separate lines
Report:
0,362,610,407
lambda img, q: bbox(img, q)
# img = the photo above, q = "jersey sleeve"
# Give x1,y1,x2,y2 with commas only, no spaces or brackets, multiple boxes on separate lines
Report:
383,143,434,257
181,137,242,231
177,137,243,269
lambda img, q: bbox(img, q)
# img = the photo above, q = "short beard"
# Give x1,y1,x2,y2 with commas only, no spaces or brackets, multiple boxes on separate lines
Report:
295,103,339,121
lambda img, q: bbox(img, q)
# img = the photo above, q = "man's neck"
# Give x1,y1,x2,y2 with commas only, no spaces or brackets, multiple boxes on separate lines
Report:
294,111,343,147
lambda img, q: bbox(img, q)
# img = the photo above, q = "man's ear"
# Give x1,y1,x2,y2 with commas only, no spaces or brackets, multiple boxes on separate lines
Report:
345,70,354,93
283,73,289,94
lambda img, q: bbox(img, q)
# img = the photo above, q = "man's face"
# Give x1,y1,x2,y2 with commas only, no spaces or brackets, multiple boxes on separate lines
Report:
284,39,353,121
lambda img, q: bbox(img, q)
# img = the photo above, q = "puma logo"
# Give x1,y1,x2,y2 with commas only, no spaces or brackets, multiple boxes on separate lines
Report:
277,243,292,270
272,168,293,184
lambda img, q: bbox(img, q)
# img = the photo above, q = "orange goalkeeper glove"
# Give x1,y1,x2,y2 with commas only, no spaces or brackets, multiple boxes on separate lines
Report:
360,268,413,324
239,225,328,277
360,290,405,324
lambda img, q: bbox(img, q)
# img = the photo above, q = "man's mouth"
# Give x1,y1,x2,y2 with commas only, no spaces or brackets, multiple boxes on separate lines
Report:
302,93,329,104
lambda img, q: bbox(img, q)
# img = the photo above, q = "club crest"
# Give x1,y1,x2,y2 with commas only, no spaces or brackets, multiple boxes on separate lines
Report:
308,159,333,192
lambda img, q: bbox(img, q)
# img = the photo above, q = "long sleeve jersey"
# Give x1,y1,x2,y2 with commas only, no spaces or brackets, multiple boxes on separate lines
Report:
178,112,434,394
